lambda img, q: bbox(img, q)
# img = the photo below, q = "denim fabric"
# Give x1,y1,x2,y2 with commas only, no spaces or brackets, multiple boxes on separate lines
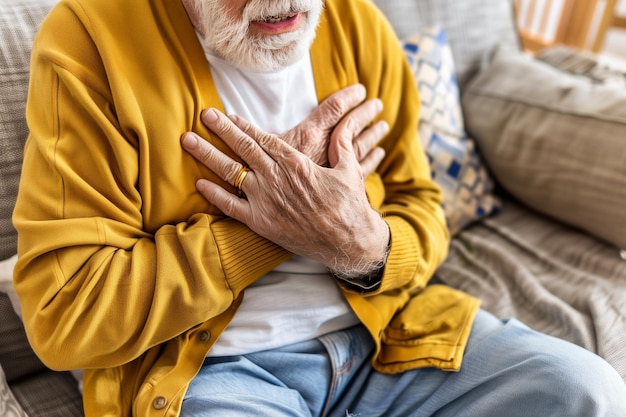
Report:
181,309,626,416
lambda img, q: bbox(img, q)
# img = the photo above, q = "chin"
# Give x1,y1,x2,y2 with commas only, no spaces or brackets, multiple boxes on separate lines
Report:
200,0,323,72
263,44,309,70
233,34,313,72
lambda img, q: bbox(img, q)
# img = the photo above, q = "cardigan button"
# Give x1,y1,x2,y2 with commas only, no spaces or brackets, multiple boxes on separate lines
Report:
153,396,167,410
198,331,211,343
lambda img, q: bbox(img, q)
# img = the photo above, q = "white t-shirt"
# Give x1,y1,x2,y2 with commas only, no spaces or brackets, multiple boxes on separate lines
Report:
202,51,360,356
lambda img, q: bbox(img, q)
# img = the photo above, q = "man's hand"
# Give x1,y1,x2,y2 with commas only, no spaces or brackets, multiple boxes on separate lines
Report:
181,108,390,277
228,84,389,177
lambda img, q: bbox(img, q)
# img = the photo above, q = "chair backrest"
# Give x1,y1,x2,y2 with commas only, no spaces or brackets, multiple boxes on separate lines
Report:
593,0,626,51
514,0,625,52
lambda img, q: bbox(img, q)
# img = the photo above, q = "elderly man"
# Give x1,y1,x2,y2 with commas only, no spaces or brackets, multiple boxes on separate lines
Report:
13,0,626,416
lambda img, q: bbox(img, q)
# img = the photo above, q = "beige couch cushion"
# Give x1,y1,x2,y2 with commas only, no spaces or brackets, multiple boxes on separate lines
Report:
462,48,626,249
371,0,520,90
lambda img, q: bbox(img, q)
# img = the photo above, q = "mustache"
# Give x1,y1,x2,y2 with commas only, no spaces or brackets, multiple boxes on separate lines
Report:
191,0,322,71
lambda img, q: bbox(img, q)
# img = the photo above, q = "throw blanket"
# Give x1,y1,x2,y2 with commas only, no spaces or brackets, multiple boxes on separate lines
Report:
434,199,626,382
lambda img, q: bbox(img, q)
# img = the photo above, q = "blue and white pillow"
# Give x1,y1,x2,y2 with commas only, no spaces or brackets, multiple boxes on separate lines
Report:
403,27,464,137
403,26,500,235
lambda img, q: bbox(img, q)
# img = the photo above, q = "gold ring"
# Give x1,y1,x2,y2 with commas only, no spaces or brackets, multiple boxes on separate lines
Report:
233,166,250,196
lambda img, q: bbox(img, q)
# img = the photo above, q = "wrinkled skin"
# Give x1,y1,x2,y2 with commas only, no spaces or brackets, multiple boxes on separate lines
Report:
182,84,391,277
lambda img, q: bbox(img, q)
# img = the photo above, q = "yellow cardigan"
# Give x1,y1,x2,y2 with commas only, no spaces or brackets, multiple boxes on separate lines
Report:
13,0,480,415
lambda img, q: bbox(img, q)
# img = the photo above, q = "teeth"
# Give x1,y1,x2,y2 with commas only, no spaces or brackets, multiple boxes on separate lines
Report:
263,15,293,23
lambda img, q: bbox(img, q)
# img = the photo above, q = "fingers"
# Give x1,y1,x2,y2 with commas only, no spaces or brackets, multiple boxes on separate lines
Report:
195,178,248,219
345,98,384,142
352,120,389,162
316,89,384,153
228,114,302,167
228,114,274,147
213,110,308,172
327,114,361,172
200,109,272,169
306,84,367,133
359,147,386,177
187,108,304,193
328,99,384,170
181,133,253,220
181,132,248,188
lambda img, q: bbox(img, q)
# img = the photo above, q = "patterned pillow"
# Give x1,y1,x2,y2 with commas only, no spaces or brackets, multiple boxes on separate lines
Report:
402,26,500,235
0,365,29,417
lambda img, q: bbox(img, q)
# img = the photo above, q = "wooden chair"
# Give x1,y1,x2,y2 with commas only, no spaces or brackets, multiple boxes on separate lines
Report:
593,0,626,51
514,0,625,53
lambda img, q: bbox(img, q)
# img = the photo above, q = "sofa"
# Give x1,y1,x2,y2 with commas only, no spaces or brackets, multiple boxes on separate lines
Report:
1,0,625,415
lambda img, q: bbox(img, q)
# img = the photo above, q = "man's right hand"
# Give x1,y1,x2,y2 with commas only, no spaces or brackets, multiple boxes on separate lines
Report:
228,84,389,177
181,107,391,277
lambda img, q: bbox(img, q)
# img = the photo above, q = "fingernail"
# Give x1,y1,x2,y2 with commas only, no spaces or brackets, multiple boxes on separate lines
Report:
196,179,209,193
375,98,383,112
202,108,218,123
181,133,198,149
352,83,366,99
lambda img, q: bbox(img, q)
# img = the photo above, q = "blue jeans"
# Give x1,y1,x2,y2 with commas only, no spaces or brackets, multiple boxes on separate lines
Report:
180,309,626,416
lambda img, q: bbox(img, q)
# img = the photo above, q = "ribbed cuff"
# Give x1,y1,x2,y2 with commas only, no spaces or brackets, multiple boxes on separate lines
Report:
211,219,292,297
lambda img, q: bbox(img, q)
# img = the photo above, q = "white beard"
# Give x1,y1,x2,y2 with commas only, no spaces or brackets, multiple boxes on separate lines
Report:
188,0,323,72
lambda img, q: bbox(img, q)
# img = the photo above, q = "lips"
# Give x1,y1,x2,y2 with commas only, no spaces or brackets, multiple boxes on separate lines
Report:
250,12,304,33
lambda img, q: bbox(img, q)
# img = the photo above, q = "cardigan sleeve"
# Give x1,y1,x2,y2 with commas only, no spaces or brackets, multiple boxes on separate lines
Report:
317,0,450,297
373,27,451,295
12,2,288,371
